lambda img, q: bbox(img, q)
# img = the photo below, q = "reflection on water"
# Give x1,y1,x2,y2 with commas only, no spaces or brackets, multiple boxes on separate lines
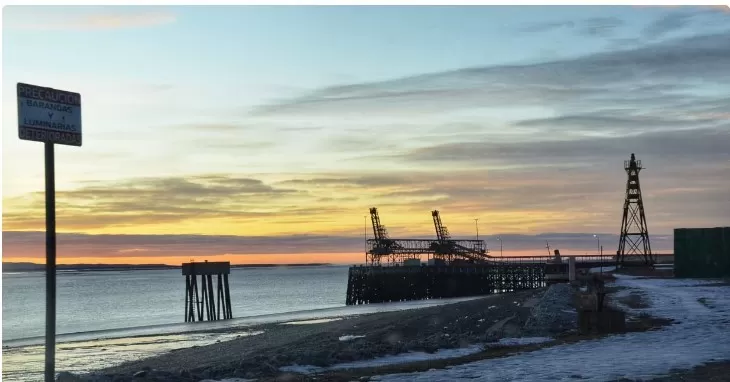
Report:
2,330,262,382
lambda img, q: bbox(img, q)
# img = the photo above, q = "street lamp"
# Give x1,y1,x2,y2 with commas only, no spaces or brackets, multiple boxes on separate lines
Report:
593,234,603,275
364,216,368,262
497,236,503,258
474,218,479,241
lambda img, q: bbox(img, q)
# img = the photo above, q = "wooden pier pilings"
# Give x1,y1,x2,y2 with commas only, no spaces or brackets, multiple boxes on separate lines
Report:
183,261,233,322
345,264,547,305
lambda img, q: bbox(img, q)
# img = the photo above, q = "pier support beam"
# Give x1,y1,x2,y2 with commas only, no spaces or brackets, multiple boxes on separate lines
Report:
345,264,545,305
568,256,576,282
183,261,233,322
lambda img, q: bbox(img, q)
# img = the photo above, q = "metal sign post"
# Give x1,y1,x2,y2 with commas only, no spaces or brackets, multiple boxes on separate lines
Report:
17,83,82,382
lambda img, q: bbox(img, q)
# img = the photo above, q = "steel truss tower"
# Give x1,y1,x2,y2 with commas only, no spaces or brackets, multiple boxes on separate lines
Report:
617,153,653,266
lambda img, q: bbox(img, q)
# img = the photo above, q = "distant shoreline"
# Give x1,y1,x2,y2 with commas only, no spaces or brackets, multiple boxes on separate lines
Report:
2,262,334,273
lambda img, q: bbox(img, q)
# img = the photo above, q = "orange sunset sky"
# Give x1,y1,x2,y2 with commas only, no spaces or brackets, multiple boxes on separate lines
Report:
3,5,729,265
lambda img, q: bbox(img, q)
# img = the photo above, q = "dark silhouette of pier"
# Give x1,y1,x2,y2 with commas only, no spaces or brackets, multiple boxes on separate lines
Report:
183,261,233,322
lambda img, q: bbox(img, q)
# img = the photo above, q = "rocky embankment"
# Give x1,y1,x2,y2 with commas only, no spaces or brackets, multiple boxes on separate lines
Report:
523,283,577,337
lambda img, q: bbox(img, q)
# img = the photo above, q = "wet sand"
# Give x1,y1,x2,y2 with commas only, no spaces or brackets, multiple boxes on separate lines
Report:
95,288,547,381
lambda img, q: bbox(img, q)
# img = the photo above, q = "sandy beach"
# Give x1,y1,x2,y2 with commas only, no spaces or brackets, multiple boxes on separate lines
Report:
74,287,552,381
56,269,730,382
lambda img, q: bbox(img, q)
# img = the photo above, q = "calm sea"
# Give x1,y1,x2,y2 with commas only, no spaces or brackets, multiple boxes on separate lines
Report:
2,265,350,342
2,265,480,381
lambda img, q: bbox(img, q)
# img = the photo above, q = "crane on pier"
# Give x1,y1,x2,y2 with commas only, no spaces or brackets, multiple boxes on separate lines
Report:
431,210,488,263
365,207,489,266
367,208,412,265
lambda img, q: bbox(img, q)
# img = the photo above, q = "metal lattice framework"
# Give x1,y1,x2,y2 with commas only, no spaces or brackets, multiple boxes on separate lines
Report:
431,210,488,263
618,153,654,266
366,207,488,265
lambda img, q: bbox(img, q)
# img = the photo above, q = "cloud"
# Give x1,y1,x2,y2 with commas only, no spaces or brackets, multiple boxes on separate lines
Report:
513,112,723,136
249,32,730,119
579,17,626,37
637,6,730,42
2,175,310,230
4,9,176,31
642,11,697,40
2,231,363,257
1,231,674,261
636,5,730,13
517,17,624,38
518,20,576,33
400,127,730,168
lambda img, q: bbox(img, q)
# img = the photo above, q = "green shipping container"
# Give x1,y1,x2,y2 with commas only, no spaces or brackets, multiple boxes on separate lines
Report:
674,227,730,278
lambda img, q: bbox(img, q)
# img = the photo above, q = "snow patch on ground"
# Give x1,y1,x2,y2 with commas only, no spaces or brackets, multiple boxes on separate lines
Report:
280,345,484,374
588,265,617,273
281,318,342,325
339,335,366,341
201,379,256,382
372,275,730,381
489,337,553,347
280,337,555,375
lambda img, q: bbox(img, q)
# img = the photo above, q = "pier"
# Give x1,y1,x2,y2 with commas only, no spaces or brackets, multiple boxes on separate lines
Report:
182,261,233,322
346,263,546,305
345,154,667,305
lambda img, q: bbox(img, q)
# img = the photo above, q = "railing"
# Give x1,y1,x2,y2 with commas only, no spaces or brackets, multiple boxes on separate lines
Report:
364,252,673,267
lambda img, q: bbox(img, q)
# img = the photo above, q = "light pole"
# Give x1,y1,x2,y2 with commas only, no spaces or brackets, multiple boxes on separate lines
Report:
474,218,479,240
497,236,503,258
594,234,602,275
364,216,367,263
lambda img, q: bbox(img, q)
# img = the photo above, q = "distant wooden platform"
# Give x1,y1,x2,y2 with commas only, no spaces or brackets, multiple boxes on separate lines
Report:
182,261,230,276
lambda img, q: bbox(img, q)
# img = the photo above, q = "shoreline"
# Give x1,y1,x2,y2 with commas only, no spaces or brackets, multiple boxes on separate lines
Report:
2,295,484,348
17,268,726,382
72,270,699,382
2,292,525,382
89,288,551,380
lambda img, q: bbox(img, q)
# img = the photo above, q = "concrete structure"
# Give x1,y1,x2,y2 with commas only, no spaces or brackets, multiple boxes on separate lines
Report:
568,256,576,282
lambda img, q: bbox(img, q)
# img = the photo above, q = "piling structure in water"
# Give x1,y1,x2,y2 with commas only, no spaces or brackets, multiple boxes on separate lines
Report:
182,261,233,322
345,263,546,305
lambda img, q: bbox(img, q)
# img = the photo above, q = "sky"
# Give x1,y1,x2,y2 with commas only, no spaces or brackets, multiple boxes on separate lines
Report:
2,5,729,265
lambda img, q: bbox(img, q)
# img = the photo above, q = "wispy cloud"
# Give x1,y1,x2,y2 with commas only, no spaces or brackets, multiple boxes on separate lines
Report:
636,5,730,13
518,17,625,38
2,175,309,231
1,231,674,261
4,9,176,31
642,11,697,40
249,32,730,119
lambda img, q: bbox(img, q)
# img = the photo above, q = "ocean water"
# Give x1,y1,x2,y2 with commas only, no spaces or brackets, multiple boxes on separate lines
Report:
2,266,350,342
2,265,482,381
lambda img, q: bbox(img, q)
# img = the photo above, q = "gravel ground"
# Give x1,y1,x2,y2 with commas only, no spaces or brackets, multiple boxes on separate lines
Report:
66,288,549,382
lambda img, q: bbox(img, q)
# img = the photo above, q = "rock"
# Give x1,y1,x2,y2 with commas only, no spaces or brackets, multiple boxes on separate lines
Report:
199,369,213,379
261,361,278,373
57,372,84,382
523,283,577,336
